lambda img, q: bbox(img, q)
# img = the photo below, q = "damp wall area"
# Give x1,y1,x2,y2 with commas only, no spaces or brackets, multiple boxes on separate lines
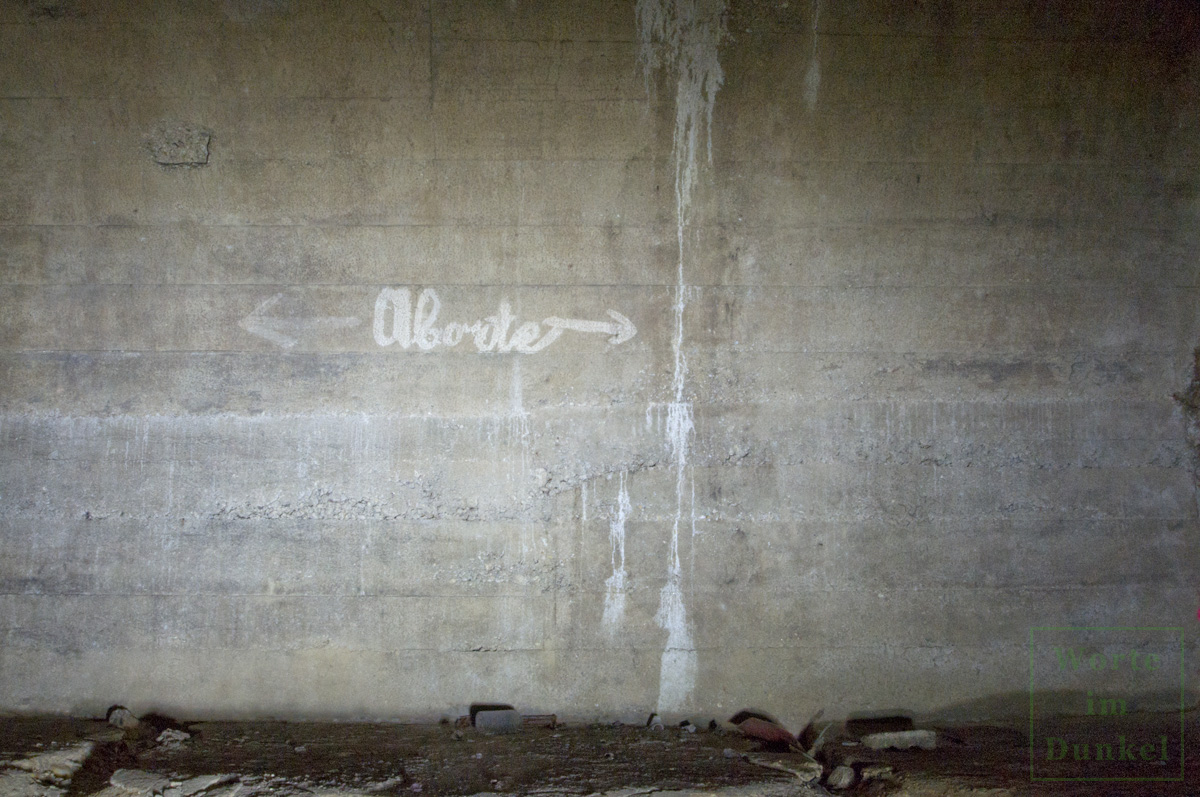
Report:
1,0,1198,724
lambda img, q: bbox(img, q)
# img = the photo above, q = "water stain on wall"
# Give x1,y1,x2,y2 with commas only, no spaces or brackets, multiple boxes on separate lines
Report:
636,0,727,713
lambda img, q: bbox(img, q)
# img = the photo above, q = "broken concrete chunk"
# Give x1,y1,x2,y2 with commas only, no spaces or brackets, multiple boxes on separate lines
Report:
110,769,172,795
187,788,241,797
747,755,822,784
826,764,857,790
7,742,94,785
735,717,796,748
163,774,238,797
107,705,140,730
146,123,211,166
179,774,235,796
861,729,936,750
728,709,779,726
474,709,521,734
0,768,65,797
521,714,558,729
155,729,191,749
469,703,514,725
860,763,896,783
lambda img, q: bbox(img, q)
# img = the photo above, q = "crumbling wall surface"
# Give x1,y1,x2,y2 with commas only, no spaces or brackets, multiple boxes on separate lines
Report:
1,0,1197,723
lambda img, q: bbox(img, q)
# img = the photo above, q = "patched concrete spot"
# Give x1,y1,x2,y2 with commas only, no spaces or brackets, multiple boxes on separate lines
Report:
146,123,211,167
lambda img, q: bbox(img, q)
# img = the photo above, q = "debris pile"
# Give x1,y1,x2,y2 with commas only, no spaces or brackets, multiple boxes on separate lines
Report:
721,708,933,791
0,701,955,795
0,741,94,796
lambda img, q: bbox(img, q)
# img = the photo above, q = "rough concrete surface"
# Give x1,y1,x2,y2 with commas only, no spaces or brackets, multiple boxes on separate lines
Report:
1,0,1199,731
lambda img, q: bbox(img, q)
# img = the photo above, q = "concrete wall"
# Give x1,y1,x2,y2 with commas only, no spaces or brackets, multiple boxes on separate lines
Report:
1,0,1198,724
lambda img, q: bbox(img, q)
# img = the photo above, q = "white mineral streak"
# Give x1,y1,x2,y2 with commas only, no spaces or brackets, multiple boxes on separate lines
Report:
636,0,725,713
602,472,632,631
804,0,821,110
510,357,533,556
637,0,726,244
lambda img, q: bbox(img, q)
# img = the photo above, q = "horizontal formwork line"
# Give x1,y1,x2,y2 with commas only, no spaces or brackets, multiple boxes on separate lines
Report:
0,583,1187,599
0,347,1184,355
753,29,1191,45
0,223,1180,237
0,347,1186,356
2,527,1186,541
0,281,1187,289
0,592,550,599
0,585,1180,597
421,29,1190,45
0,643,551,655
3,514,1194,525
426,32,1180,46
0,89,1171,104
0,96,1145,115
1,461,1184,474
0,437,1181,450
0,220,1182,232
0,391,1183,405
0,155,1180,171
0,149,1166,163
5,444,1181,455
2,513,1185,525
0,645,999,656
0,165,1178,180
0,640,1157,650
0,94,434,102
0,406,1176,416
0,88,1155,103
0,20,1187,47
0,440,1179,452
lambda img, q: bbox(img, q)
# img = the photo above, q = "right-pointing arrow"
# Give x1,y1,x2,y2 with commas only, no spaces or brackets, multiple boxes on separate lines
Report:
542,310,637,345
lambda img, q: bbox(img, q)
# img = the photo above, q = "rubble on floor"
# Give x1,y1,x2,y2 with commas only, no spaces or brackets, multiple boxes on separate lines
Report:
0,741,93,796
0,709,1193,796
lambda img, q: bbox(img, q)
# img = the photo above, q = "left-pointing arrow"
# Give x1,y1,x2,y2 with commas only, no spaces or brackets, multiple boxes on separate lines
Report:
240,293,363,349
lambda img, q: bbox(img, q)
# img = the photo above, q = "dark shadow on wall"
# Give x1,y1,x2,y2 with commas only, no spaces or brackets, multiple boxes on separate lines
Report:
1173,347,1200,493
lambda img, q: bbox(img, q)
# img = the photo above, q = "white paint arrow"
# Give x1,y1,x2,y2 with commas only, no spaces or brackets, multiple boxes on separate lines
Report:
240,293,363,349
543,310,637,345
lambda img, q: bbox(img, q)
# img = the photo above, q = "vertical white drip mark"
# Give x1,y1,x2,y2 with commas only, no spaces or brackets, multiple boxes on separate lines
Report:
510,355,529,437
804,0,821,111
638,0,726,244
602,472,631,631
510,357,532,556
637,0,725,714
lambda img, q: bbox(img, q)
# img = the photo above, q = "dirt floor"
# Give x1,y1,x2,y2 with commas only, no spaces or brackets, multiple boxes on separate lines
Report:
0,711,1196,797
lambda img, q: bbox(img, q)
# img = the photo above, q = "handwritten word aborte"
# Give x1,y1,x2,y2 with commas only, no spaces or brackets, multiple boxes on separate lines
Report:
373,287,636,354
